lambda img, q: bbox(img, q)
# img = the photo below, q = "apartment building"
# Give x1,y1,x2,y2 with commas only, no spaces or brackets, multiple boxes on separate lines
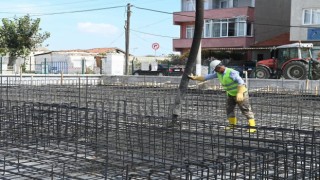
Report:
290,0,320,44
173,0,255,55
173,0,320,60
254,0,320,60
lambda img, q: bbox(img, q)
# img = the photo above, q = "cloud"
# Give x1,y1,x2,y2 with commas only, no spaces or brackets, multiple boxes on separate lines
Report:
77,22,119,37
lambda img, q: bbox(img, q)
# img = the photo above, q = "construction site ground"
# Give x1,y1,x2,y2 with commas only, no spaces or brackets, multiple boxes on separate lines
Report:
0,75,319,179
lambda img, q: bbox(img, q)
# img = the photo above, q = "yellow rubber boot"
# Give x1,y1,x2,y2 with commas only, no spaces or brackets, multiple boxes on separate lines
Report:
225,117,237,130
247,119,256,133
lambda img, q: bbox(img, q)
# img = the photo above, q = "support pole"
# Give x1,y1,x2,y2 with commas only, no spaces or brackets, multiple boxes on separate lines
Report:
196,43,202,75
125,3,131,75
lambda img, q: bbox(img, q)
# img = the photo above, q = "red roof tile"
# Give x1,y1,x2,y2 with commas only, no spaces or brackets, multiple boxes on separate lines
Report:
86,48,117,53
58,47,125,54
252,32,293,47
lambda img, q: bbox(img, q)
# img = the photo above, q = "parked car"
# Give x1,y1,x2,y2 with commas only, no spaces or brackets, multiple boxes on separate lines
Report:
133,64,184,76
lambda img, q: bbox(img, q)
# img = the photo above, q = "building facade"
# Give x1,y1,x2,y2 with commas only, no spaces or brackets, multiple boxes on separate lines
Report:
173,0,255,54
290,0,320,45
34,51,98,74
173,0,320,60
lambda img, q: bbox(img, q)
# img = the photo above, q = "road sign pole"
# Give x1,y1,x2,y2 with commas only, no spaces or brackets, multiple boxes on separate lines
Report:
152,43,160,62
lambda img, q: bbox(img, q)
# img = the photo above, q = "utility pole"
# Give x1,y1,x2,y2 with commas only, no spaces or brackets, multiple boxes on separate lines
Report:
171,0,203,120
125,3,131,75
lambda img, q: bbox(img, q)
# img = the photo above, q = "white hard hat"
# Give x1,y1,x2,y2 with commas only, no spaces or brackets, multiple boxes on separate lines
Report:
210,60,221,70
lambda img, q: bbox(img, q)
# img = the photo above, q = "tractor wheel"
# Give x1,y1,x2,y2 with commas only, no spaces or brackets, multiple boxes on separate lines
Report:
312,72,320,80
283,61,308,80
252,66,271,79
312,62,320,80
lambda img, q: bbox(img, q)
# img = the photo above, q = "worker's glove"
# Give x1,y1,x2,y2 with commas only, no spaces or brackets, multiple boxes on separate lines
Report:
236,85,247,102
188,74,205,81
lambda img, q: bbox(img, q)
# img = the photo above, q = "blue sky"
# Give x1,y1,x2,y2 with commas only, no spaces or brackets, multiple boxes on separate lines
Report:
0,0,181,56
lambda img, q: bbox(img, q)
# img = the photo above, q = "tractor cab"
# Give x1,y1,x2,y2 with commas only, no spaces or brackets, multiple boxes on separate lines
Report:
274,43,313,65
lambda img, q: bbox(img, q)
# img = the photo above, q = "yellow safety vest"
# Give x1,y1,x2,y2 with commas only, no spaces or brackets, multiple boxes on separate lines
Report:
217,68,238,96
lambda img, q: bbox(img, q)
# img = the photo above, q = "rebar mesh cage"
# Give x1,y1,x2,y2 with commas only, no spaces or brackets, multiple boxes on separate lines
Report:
0,77,318,179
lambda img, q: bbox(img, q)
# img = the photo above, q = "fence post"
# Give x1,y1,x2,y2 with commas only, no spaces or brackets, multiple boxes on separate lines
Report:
308,60,312,79
82,58,85,74
245,71,248,87
20,71,22,85
60,72,64,85
131,60,134,75
0,56,2,74
44,58,47,74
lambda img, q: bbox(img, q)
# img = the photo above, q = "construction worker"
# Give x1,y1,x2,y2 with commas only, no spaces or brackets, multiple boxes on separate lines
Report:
188,60,256,133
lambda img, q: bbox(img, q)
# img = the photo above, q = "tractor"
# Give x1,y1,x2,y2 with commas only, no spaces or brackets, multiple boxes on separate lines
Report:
253,43,320,80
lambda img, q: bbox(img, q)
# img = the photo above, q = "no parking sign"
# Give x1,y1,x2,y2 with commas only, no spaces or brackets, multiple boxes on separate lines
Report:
152,43,160,50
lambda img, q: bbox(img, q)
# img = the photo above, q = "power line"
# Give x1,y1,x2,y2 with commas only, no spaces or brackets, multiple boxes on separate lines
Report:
0,1,143,15
136,17,170,29
133,6,174,15
131,31,174,52
130,29,178,39
109,31,125,46
131,31,150,43
30,6,125,16
0,0,107,11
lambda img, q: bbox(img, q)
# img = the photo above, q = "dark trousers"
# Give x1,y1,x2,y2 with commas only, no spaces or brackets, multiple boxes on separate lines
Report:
226,92,254,120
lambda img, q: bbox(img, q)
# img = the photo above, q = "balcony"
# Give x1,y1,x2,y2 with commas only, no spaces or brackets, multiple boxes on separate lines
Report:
173,7,254,25
173,37,255,51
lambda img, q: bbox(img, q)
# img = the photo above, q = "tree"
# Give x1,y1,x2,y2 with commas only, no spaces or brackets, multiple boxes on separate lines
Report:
167,53,186,65
0,15,50,66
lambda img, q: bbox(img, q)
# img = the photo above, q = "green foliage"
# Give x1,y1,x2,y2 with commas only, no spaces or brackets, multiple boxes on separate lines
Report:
97,52,106,56
167,53,187,65
202,50,246,61
180,52,189,62
20,63,26,73
0,15,50,66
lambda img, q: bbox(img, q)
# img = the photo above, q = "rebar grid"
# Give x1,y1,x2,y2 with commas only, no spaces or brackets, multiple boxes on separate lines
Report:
4,83,319,130
0,80,318,179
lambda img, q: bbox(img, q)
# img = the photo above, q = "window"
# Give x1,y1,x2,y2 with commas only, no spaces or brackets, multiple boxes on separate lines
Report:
204,0,209,10
236,17,246,36
204,20,211,38
278,49,289,62
221,20,228,37
186,25,194,38
246,23,252,36
212,20,220,37
250,0,255,7
184,0,195,11
220,0,228,8
203,18,249,38
303,9,320,25
228,19,236,36
304,9,312,24
313,10,320,24
301,48,311,59
233,0,239,8
289,48,298,59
